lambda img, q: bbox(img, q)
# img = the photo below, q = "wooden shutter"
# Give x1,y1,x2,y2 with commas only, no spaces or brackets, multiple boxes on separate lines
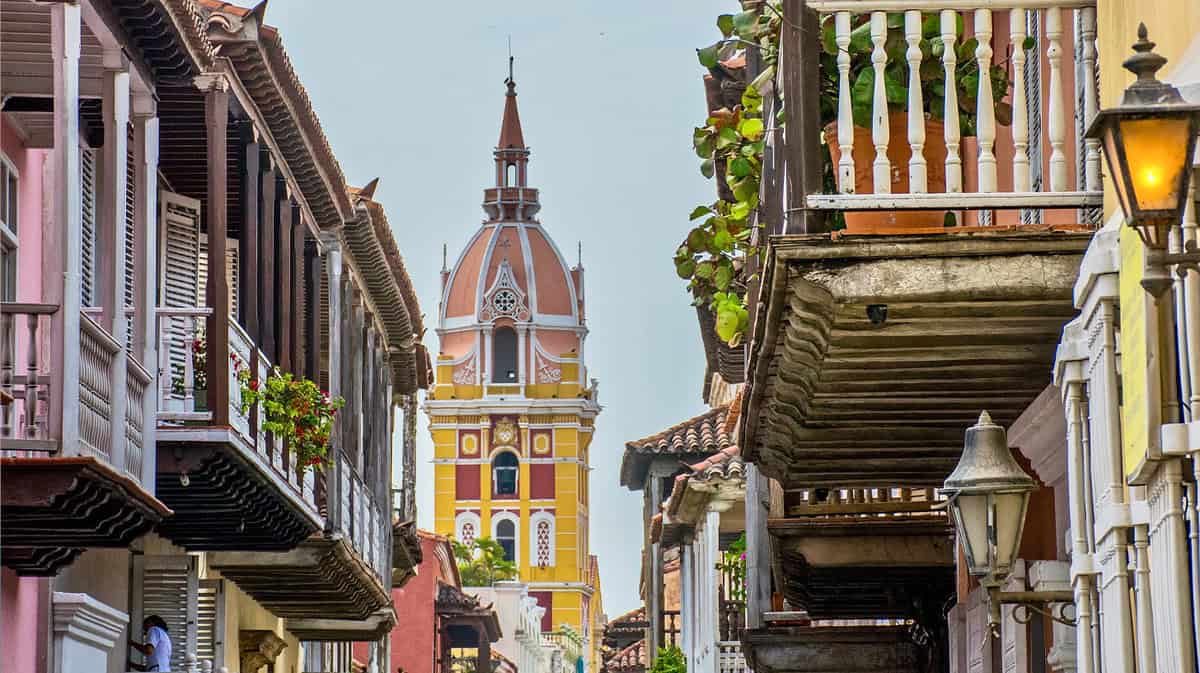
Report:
197,579,224,667
141,554,198,672
197,234,240,318
80,145,97,307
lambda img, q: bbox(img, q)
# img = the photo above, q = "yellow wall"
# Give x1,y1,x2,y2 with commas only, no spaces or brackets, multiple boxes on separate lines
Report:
1108,0,1200,478
430,362,601,667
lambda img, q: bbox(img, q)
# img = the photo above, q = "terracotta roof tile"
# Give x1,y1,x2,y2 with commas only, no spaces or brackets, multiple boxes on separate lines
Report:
604,640,646,673
620,406,733,488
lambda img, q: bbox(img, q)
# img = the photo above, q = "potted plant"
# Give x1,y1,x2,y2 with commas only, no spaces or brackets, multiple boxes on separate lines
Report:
238,367,344,472
818,12,1021,233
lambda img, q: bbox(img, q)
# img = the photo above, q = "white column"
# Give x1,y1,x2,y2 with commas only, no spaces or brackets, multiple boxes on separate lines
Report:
1030,562,1077,673
680,536,694,668
52,593,127,673
869,12,890,194
940,10,962,193
52,1,83,452
483,325,495,386
102,54,130,472
133,98,159,492
1147,460,1196,673
1009,9,1031,192
1046,8,1068,191
904,11,926,193
973,9,997,192
1131,516,1157,673
518,325,527,385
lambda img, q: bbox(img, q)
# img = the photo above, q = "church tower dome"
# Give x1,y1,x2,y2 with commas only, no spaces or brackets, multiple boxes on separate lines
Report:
437,72,588,388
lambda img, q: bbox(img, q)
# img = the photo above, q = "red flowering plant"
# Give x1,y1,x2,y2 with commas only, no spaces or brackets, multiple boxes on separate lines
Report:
238,366,345,472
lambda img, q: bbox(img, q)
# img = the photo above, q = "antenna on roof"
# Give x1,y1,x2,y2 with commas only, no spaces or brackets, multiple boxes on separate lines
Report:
577,241,582,267
507,36,513,82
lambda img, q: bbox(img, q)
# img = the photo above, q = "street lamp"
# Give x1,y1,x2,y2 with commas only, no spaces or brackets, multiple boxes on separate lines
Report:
1085,24,1200,296
942,411,1035,581
942,412,1075,630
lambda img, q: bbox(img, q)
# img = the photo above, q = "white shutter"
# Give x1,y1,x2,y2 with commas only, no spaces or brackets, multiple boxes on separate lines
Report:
141,554,199,672
197,579,224,668
197,234,240,318
159,191,202,309
80,145,97,307
124,124,137,352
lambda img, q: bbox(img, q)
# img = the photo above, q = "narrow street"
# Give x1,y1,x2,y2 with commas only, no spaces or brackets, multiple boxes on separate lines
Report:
1,2,1199,673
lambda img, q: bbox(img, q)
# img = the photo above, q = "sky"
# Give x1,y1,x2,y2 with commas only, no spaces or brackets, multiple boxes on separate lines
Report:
265,0,730,618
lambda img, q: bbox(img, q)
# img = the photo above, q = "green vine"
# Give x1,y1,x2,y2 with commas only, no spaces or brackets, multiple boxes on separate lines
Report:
716,532,748,602
649,646,687,673
676,4,782,346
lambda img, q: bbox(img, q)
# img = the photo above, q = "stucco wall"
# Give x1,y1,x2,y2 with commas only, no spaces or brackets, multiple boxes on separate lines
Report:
53,549,133,673
1,569,46,673
384,535,452,673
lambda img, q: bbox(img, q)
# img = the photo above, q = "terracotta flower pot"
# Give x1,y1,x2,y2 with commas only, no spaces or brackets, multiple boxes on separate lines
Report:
824,112,953,235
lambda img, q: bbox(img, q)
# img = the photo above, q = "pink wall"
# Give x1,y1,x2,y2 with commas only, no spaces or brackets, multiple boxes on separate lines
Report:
1,569,46,673
1,117,47,305
356,534,456,673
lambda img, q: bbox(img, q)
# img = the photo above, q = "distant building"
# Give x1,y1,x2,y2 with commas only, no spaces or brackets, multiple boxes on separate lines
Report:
428,72,603,671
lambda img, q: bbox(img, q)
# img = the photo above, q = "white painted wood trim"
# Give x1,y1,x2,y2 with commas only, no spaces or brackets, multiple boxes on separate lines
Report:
806,190,1102,210
1046,7,1068,191
869,12,891,194
835,11,854,193
905,11,927,193
1010,9,1031,192
974,9,997,193
54,1,83,453
941,10,962,193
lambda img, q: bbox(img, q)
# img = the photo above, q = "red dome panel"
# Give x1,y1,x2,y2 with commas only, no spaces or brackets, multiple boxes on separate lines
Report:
526,228,574,316
444,227,495,319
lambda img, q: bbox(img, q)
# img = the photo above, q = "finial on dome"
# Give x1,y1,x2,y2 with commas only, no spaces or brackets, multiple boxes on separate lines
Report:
506,37,516,95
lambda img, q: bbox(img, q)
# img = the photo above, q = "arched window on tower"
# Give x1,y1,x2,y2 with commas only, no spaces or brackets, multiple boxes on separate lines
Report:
493,451,519,497
492,327,518,383
496,518,517,562
507,163,517,186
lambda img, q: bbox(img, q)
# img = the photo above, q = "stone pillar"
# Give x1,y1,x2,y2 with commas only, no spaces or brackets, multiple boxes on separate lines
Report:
51,593,126,673
1030,561,1076,673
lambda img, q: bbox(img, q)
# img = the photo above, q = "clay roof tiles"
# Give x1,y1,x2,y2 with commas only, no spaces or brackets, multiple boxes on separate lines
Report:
603,640,646,673
620,406,732,488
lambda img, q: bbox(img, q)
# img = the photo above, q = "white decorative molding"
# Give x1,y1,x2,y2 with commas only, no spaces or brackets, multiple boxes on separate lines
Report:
453,359,478,386
531,511,556,568
480,259,530,322
52,592,128,673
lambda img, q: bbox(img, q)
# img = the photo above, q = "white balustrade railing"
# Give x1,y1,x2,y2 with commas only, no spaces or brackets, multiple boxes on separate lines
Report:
125,359,151,481
331,451,388,585
156,307,213,422
79,313,118,462
227,322,253,441
1,304,58,455
806,0,1102,217
718,642,750,673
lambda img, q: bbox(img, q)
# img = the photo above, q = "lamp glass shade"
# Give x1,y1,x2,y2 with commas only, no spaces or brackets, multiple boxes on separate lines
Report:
993,490,1032,577
949,491,990,576
1118,115,1194,211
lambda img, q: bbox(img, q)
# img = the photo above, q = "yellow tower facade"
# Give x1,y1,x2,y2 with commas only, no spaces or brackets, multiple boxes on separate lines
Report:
427,74,602,671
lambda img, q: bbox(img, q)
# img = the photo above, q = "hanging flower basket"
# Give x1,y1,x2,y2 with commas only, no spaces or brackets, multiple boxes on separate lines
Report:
238,366,345,472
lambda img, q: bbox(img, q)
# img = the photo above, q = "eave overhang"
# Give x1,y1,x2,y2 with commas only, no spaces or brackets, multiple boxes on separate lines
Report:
202,2,353,231
209,535,390,621
740,229,1093,488
1,457,172,575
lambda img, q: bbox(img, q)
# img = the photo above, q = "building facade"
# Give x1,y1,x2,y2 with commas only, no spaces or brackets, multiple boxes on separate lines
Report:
0,1,428,671
428,74,603,671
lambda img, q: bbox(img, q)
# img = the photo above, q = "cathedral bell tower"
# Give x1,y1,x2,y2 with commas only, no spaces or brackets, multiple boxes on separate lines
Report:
427,71,602,669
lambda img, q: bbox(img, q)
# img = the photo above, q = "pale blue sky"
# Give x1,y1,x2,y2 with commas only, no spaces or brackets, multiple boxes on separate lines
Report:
266,0,728,617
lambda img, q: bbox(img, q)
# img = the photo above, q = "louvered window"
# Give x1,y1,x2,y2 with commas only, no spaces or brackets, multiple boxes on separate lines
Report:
159,191,202,398
197,579,224,667
139,555,198,672
80,145,97,307
197,234,240,318
0,154,18,302
124,123,137,352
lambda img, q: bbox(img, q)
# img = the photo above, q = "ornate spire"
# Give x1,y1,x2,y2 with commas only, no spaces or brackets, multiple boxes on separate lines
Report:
498,63,525,150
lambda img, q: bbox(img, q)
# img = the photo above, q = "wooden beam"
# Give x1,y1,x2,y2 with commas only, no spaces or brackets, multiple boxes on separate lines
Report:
204,83,231,425
304,240,321,380
260,160,277,362
291,205,304,377
240,123,260,343
278,198,294,372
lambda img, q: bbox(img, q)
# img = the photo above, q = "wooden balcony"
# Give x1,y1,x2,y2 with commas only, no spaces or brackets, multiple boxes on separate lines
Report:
209,451,392,639
153,307,322,550
781,0,1103,230
769,487,954,621
2,304,167,574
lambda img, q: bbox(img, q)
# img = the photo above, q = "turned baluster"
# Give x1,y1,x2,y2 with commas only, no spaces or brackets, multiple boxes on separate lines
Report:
835,11,855,193
1,311,12,438
941,10,963,193
1010,8,1032,192
870,12,891,193
1046,7,1067,191
25,314,40,438
975,9,997,193
905,10,926,192
1080,7,1101,192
